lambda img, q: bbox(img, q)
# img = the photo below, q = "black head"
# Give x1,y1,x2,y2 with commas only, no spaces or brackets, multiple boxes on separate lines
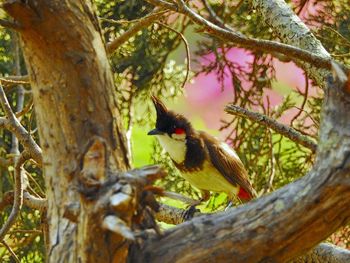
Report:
148,96,193,137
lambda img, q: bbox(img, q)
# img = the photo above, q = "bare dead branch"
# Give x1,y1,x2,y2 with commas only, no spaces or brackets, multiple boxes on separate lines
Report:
146,0,334,71
0,83,42,164
11,35,25,155
106,7,168,55
0,75,29,87
200,0,227,29
0,18,21,30
0,190,46,211
1,240,20,263
225,104,317,152
0,151,30,241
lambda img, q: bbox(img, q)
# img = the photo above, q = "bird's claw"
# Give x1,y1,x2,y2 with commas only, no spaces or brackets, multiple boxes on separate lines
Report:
183,205,200,221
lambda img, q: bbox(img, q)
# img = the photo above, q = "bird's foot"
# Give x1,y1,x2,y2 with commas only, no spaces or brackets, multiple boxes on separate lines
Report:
224,201,233,212
182,205,200,221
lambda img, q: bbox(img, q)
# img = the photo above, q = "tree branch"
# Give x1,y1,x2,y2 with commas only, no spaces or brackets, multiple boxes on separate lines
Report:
156,22,191,89
0,75,29,87
0,18,21,30
129,78,350,262
225,104,317,152
106,7,167,55
1,240,20,263
0,84,42,165
155,203,350,262
291,243,350,263
0,151,29,241
251,0,331,85
146,0,334,82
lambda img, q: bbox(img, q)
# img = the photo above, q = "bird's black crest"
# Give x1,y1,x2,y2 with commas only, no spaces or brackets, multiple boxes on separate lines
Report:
150,96,193,135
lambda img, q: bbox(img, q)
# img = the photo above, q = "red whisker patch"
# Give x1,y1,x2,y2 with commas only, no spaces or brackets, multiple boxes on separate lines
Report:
175,128,185,134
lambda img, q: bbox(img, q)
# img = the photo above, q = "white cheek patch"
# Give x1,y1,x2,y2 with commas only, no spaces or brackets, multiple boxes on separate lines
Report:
156,134,186,164
220,142,240,160
171,133,186,140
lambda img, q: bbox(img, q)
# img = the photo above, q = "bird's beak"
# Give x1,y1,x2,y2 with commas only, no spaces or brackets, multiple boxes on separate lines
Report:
147,128,164,136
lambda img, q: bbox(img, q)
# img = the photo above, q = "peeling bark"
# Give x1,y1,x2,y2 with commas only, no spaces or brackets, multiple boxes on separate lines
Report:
3,0,350,262
4,0,130,262
251,0,331,85
291,243,350,263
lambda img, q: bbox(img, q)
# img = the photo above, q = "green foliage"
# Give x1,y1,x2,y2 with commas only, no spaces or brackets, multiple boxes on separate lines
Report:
0,0,348,260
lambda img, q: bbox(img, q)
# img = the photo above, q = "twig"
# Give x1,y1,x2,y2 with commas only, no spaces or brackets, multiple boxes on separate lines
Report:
201,0,226,29
0,190,47,211
11,33,24,155
106,7,167,55
1,240,20,263
0,83,42,165
225,104,317,153
0,156,13,168
157,22,191,89
0,75,29,87
291,73,309,126
15,97,33,118
146,0,334,70
0,151,30,241
0,19,21,30
264,129,275,193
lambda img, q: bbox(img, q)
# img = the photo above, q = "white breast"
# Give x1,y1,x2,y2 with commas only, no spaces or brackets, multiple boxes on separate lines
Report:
156,134,186,164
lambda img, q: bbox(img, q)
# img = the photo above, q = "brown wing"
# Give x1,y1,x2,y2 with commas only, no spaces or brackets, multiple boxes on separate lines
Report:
201,132,256,199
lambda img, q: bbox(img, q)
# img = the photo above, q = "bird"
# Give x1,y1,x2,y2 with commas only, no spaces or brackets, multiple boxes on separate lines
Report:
148,96,257,206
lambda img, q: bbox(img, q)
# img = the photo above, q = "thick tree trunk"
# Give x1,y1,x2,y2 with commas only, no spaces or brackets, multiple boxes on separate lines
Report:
4,1,130,262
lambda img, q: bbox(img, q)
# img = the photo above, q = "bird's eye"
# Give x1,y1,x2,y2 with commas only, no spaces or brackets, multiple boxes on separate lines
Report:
174,128,185,135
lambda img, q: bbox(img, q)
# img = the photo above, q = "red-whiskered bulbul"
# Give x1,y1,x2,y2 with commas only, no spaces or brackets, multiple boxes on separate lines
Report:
148,96,257,205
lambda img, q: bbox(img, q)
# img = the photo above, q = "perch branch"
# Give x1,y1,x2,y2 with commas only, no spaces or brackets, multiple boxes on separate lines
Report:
155,203,350,263
225,104,317,152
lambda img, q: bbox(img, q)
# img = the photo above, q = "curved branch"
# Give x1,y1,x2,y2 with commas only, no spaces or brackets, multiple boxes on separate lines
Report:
225,104,317,152
0,84,42,165
156,203,350,263
129,79,350,262
1,240,20,263
251,0,330,84
0,151,30,241
106,7,167,55
146,0,334,84
156,22,191,89
0,18,21,30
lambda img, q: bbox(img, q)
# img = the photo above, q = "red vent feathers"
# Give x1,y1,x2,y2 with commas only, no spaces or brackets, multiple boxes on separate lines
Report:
238,187,251,200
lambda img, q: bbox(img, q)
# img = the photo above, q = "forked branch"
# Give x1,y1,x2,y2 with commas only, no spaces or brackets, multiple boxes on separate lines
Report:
225,104,317,152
